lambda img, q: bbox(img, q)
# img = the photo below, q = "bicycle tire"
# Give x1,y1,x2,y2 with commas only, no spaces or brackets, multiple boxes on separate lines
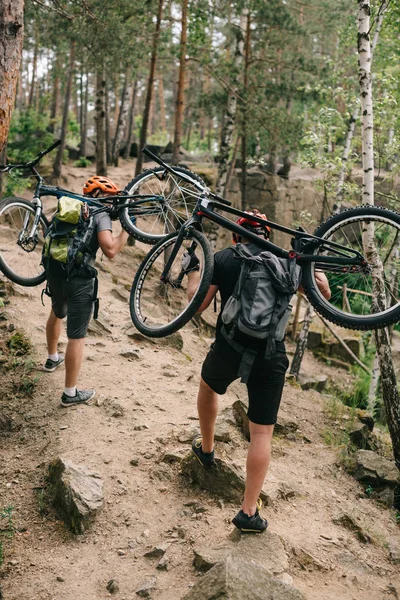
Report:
130,228,213,337
301,205,400,330
120,166,206,244
0,197,49,286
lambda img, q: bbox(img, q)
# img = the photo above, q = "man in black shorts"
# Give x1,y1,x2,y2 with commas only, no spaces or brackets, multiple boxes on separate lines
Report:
187,210,331,532
43,176,129,407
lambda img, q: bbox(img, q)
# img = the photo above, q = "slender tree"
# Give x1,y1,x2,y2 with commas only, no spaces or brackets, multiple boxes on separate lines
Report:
0,0,24,153
172,0,189,164
53,41,75,180
95,68,107,175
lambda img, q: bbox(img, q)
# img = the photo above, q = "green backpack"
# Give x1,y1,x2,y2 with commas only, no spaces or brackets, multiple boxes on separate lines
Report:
42,196,97,280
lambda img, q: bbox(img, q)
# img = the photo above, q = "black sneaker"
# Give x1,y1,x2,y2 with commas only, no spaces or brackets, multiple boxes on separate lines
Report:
191,436,215,467
43,353,65,372
61,388,96,407
232,508,268,533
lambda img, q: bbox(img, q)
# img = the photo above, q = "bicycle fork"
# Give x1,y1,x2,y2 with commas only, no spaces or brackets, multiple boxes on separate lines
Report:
17,197,43,250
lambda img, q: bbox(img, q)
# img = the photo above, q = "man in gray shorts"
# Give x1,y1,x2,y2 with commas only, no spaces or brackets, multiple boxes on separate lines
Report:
43,176,129,407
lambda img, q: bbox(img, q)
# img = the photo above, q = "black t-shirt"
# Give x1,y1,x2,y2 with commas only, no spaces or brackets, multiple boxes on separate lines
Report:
211,242,286,353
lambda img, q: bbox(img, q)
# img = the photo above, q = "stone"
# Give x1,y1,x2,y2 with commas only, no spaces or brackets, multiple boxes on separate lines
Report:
291,546,328,571
274,414,299,436
119,349,140,360
126,328,183,351
181,454,269,504
87,318,112,336
330,337,361,361
214,418,232,443
106,579,119,594
110,287,130,302
161,451,184,464
232,400,250,441
193,532,288,576
388,541,400,564
182,556,306,600
297,373,328,393
130,457,140,466
144,543,170,559
352,450,399,487
356,410,374,432
348,423,378,451
47,458,104,534
136,576,157,598
306,330,323,349
332,513,372,544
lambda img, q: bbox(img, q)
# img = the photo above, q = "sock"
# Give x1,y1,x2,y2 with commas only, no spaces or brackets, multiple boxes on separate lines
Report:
64,386,76,397
48,353,59,362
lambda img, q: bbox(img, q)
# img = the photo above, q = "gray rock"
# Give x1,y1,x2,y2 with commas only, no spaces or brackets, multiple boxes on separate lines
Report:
106,579,119,594
356,410,374,432
353,450,399,487
388,541,400,564
348,423,378,451
87,318,112,336
144,543,170,559
274,414,299,436
126,328,183,351
161,451,184,464
181,454,269,504
232,400,250,441
182,556,306,600
110,287,130,302
119,349,140,360
136,576,157,598
297,373,328,392
47,458,104,534
306,330,323,349
332,513,372,543
193,533,288,576
291,546,328,571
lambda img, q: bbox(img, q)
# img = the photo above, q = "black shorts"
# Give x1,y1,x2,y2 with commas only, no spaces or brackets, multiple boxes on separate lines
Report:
47,275,95,339
201,338,289,426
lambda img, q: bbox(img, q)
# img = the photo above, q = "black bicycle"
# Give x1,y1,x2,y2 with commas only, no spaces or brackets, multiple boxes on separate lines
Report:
0,141,204,286
129,149,400,337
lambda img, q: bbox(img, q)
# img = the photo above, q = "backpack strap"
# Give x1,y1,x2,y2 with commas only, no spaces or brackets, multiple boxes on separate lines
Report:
221,325,257,384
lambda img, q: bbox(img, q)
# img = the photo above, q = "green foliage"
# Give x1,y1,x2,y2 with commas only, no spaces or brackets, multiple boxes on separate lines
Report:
74,156,92,168
6,331,32,357
0,506,16,568
8,109,54,164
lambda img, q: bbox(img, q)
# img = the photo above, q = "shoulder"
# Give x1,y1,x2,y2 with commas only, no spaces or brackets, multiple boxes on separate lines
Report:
214,246,236,265
94,211,112,232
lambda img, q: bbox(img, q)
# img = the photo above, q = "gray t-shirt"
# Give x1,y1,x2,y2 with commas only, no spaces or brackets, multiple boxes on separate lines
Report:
87,212,113,259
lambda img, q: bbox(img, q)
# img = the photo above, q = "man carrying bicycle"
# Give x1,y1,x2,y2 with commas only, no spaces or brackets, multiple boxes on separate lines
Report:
43,176,129,407
186,210,331,532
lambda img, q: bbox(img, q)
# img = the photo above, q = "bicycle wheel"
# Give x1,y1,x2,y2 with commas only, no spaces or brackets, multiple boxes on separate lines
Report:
120,166,205,244
0,198,49,286
130,228,213,337
301,205,400,330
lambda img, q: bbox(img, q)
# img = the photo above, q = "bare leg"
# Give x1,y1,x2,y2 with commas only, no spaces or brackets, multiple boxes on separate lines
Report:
197,377,218,453
65,338,86,388
46,309,63,356
242,421,274,516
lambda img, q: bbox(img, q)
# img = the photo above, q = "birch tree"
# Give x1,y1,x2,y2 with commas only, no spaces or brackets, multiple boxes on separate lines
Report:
357,0,400,471
172,0,189,165
0,0,24,153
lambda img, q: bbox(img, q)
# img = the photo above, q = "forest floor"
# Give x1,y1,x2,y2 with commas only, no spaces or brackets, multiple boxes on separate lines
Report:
0,160,400,600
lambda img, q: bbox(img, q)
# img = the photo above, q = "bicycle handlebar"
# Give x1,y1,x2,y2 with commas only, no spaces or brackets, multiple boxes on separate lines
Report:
0,139,62,172
142,146,231,206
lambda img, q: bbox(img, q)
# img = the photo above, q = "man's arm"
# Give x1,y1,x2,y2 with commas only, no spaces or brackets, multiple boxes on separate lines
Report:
187,270,218,313
299,271,331,300
97,229,129,259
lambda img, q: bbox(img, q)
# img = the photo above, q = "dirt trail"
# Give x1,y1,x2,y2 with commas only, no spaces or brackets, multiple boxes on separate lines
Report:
1,161,399,600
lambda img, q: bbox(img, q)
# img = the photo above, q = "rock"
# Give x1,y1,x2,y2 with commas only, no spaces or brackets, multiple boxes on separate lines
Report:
388,541,400,564
136,576,157,598
110,287,130,302
161,451,184,464
372,487,395,508
297,373,328,393
87,318,112,336
356,409,374,432
182,556,306,600
126,328,183,351
181,454,269,504
330,337,361,361
106,579,119,594
193,532,288,576
274,414,299,436
130,457,140,466
232,400,250,441
306,330,323,349
214,418,232,443
144,543,170,559
348,423,378,451
47,458,104,534
332,513,372,543
291,546,328,571
119,349,140,360
352,450,399,487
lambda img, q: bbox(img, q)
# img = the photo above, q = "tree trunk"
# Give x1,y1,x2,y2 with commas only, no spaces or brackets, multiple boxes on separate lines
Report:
95,68,107,176
172,0,189,165
112,71,131,166
215,11,246,196
49,53,61,134
0,0,24,153
28,27,38,108
123,79,138,160
105,84,112,165
240,10,251,210
358,0,400,471
135,0,164,176
80,70,89,158
289,303,314,378
53,42,75,181
158,73,167,132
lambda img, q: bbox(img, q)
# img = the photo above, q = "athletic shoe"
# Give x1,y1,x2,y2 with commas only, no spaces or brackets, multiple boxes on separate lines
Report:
232,507,268,533
191,436,215,467
61,388,96,407
43,353,65,372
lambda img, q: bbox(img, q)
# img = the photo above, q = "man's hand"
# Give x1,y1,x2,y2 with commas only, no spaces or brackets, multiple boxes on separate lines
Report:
181,250,200,273
298,270,331,300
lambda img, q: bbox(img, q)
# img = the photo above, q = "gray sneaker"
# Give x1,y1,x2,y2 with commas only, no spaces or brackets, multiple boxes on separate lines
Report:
43,353,65,372
61,388,96,407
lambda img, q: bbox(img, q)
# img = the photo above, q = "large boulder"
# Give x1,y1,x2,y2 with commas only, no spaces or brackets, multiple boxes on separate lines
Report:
47,458,104,534
181,557,306,600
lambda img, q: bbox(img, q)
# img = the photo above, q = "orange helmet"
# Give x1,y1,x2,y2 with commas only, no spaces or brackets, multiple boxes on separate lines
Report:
83,176,121,196
233,210,271,243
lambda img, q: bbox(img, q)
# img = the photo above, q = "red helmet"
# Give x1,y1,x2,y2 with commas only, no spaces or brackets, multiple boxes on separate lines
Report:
83,176,121,196
233,211,271,243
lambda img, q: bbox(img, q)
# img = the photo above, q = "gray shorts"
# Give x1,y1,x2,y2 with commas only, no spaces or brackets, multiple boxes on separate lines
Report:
47,275,95,339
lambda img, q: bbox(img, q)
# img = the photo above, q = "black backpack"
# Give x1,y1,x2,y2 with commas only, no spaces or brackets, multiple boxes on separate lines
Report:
221,243,302,382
